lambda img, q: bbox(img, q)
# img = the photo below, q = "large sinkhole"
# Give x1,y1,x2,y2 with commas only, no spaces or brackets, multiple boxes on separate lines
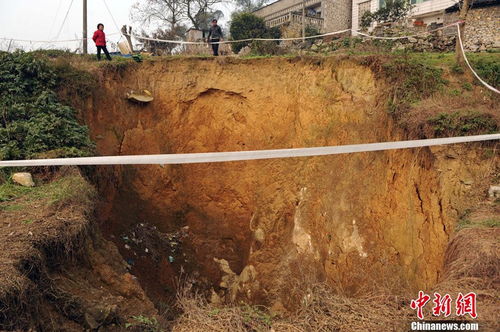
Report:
85,58,454,307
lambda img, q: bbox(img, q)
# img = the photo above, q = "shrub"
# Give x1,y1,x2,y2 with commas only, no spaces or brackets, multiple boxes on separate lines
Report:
230,12,281,53
52,59,97,100
470,57,500,88
125,315,160,331
360,11,375,29
0,51,94,161
451,62,465,74
360,0,413,28
305,25,320,37
30,49,76,58
461,82,473,91
383,57,445,114
428,110,498,137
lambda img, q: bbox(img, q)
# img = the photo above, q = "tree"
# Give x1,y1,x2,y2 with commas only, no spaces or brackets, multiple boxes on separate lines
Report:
360,0,412,28
184,0,224,30
229,12,280,53
131,0,224,30
131,0,184,30
0,52,93,161
131,0,225,53
455,0,471,66
140,25,187,55
233,0,271,13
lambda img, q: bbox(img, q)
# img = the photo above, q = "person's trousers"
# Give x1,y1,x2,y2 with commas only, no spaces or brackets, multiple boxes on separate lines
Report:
97,46,112,61
210,39,220,56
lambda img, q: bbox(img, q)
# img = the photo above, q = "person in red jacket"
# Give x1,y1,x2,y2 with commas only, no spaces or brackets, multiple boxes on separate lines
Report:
92,23,111,61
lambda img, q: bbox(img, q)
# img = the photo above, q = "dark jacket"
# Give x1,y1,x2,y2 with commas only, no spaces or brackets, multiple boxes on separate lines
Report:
92,30,106,46
207,25,223,40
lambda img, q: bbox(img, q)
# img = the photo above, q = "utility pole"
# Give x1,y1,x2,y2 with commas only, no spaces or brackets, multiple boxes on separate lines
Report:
83,0,88,54
302,0,306,42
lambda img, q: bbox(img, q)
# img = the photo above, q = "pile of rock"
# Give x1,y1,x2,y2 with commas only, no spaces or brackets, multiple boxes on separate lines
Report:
306,31,456,54
392,34,456,52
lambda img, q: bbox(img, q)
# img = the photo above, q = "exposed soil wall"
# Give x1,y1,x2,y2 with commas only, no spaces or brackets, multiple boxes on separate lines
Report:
0,169,157,331
82,57,495,308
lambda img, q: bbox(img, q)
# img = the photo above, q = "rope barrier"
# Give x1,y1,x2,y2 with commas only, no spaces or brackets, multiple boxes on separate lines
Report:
0,134,498,167
1,21,452,45
129,21,498,94
1,22,497,93
128,22,458,45
130,29,353,45
456,24,500,94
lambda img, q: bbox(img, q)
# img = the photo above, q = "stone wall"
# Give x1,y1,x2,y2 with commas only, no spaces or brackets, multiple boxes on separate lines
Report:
444,5,500,51
322,0,352,32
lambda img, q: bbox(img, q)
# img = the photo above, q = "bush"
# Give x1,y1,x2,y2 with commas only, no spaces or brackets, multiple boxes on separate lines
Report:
428,110,498,137
0,51,94,161
470,57,500,88
249,26,282,55
360,0,412,28
383,57,445,114
230,12,281,53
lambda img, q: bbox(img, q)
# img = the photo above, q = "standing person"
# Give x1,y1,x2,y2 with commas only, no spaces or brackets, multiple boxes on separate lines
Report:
92,23,112,61
207,19,223,56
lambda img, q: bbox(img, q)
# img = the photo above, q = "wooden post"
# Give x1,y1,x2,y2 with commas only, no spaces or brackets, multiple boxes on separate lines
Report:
122,25,134,53
455,0,470,66
83,0,88,54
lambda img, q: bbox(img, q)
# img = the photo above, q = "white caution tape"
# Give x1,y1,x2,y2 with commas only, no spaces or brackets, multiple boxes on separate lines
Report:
130,23,458,45
129,29,353,45
456,24,500,94
0,134,498,167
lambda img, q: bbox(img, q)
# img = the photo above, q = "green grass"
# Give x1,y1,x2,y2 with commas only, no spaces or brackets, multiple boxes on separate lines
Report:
0,204,24,212
456,218,500,231
382,56,446,115
467,53,500,87
0,183,34,203
97,56,136,73
410,52,500,87
125,315,161,331
0,174,95,210
410,53,457,68
428,110,498,137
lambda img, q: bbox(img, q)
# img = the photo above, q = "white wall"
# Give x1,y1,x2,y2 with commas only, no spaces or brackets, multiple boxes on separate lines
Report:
351,0,378,32
411,0,456,18
351,0,457,33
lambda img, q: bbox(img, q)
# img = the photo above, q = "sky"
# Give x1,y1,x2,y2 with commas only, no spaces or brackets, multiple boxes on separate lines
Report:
0,0,236,52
